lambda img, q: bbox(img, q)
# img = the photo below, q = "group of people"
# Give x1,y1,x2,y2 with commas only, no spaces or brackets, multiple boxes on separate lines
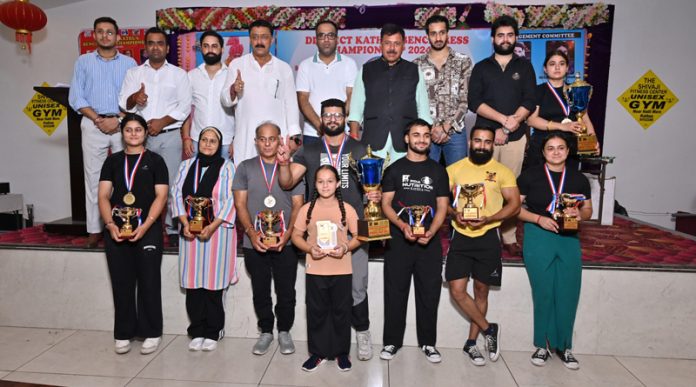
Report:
69,13,598,372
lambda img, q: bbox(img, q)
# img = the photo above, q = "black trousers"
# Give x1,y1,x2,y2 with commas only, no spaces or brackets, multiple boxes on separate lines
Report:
306,274,352,359
243,247,298,333
186,288,225,340
383,235,443,348
104,222,163,340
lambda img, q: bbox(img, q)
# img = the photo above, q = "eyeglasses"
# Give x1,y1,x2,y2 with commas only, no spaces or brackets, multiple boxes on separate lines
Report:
256,136,279,144
321,113,344,120
95,30,115,36
317,33,337,41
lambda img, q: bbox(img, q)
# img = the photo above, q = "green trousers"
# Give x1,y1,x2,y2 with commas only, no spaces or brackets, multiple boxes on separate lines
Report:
523,222,582,351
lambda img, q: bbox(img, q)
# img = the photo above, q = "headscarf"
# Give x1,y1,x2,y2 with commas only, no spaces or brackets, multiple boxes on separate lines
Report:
181,126,225,199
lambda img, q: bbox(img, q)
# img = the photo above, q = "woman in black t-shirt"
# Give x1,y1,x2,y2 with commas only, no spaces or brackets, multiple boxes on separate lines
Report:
517,133,592,370
525,50,599,170
97,113,169,356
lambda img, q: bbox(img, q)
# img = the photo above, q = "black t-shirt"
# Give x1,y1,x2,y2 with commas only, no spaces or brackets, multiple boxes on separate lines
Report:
382,157,449,230
517,164,591,218
293,137,366,213
531,83,579,141
99,150,169,224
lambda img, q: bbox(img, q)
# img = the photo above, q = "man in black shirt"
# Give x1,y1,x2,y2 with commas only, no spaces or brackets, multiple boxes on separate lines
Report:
379,119,449,364
468,15,536,256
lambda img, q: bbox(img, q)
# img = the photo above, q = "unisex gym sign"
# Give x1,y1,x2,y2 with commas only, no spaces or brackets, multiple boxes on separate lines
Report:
617,70,679,130
23,82,66,136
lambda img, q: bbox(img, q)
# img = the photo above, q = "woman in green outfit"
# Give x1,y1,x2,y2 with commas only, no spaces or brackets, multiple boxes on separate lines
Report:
516,133,592,370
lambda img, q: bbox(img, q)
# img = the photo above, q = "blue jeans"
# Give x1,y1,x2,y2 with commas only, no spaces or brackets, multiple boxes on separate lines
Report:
429,130,468,166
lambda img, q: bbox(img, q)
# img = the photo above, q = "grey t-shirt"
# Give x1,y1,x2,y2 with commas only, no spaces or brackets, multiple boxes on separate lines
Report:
232,156,305,249
292,137,366,213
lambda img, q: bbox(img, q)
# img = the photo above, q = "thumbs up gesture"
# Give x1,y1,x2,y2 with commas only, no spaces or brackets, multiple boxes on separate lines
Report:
232,70,244,95
133,83,148,106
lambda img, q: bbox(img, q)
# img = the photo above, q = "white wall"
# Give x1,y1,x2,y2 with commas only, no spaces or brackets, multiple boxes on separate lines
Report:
1,0,694,229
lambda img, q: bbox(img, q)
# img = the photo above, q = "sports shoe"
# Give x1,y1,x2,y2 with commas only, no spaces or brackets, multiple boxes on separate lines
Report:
421,345,442,363
485,322,501,361
114,339,131,354
252,333,273,355
278,331,295,354
336,354,352,371
140,337,161,355
356,330,373,360
202,338,218,352
556,349,579,370
188,337,204,351
464,344,486,366
380,345,398,360
301,354,327,372
530,347,550,366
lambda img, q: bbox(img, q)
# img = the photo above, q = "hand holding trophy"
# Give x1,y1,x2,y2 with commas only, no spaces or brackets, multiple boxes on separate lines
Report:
111,206,141,239
564,73,598,155
349,145,391,241
255,209,285,246
185,196,212,234
455,183,484,221
552,193,586,232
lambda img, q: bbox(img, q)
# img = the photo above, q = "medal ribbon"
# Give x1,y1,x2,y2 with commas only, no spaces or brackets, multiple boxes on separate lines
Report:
546,82,570,118
322,137,346,169
452,185,461,208
544,164,566,214
259,158,278,195
123,151,145,194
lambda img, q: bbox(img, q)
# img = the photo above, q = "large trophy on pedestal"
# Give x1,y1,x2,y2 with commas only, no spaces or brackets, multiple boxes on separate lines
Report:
112,206,141,238
564,73,598,155
185,196,211,234
350,146,391,242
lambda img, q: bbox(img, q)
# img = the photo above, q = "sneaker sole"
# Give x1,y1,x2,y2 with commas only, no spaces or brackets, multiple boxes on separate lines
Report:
279,347,295,355
379,353,395,360
302,359,327,372
358,353,373,361
140,347,158,355
337,363,352,372
114,347,130,354
562,362,580,370
470,358,486,366
426,356,442,364
252,348,270,355
530,358,547,367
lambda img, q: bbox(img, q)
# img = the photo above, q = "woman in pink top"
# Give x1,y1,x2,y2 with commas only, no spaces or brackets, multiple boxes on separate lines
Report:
292,165,362,372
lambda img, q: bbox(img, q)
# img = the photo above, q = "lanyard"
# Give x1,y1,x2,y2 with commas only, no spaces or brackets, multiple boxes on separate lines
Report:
546,82,570,118
123,151,145,192
259,157,278,194
322,136,346,169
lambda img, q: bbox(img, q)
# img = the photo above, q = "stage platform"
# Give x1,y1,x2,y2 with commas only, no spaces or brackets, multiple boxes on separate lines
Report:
0,215,694,360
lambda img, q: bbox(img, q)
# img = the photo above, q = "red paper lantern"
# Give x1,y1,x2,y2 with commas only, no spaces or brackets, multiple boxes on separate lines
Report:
0,0,47,53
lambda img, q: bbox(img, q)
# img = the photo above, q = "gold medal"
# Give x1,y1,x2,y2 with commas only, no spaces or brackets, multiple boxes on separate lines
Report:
123,192,136,205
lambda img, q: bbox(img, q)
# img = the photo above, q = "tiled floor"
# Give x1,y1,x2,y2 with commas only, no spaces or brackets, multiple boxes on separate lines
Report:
1,327,694,387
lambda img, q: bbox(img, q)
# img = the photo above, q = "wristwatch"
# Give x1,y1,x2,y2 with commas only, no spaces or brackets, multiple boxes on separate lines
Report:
501,127,511,135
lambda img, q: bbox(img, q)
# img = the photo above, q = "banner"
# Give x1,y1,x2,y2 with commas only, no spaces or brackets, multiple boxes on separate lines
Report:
78,28,148,64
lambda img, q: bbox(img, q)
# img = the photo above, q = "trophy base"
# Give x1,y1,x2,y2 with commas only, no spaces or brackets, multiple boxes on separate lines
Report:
120,228,134,239
262,236,279,246
411,225,426,238
189,219,207,234
460,207,480,221
357,218,391,242
558,217,579,232
577,133,599,155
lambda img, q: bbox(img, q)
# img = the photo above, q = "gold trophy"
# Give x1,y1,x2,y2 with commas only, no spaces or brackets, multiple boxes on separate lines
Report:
458,183,484,220
408,205,431,237
257,209,283,246
552,193,586,232
185,196,211,234
111,206,140,238
351,146,391,242
565,73,599,155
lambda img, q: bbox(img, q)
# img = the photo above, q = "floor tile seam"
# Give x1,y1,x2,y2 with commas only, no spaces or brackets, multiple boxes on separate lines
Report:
613,356,648,387
132,333,183,380
500,354,521,387
13,328,79,372
257,344,280,386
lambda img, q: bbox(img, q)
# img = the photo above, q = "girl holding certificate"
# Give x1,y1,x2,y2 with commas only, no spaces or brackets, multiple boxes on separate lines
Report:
292,165,362,372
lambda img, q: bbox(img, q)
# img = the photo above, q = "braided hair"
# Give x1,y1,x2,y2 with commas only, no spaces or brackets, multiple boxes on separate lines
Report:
305,165,346,227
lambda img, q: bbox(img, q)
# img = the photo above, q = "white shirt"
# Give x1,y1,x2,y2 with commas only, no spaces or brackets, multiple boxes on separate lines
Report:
188,63,235,145
119,60,191,130
221,54,301,165
296,52,357,137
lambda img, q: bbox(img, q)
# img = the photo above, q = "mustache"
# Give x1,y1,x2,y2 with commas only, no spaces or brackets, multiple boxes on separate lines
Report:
255,44,266,48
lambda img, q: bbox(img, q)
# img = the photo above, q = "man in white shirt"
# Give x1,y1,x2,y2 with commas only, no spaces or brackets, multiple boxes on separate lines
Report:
119,26,192,242
296,20,357,145
221,19,301,165
182,30,235,160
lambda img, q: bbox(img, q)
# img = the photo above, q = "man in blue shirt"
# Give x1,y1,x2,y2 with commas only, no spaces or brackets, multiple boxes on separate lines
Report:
69,16,136,247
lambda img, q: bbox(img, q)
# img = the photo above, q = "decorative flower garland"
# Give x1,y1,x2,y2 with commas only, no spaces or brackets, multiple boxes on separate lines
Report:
481,2,610,29
157,6,346,31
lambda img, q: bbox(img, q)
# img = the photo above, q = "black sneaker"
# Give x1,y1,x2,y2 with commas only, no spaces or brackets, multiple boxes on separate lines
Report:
485,322,501,362
301,354,326,372
336,354,352,371
556,349,579,370
463,344,486,366
421,345,442,363
379,345,398,360
530,347,550,366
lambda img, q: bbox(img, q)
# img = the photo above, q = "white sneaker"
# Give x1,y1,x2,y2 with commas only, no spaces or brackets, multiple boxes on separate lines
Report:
140,337,161,355
188,337,204,351
202,338,218,352
114,339,131,354
421,345,442,363
356,330,373,360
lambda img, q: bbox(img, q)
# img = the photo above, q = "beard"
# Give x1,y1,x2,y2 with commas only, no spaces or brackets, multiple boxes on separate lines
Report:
408,142,430,155
493,42,515,56
429,40,446,51
469,148,493,165
321,122,344,137
203,52,222,65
